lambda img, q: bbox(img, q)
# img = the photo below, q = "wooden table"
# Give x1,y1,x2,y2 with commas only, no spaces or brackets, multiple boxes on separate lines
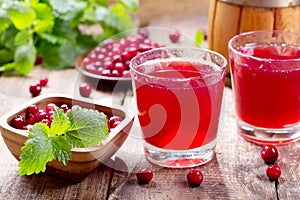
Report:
1,11,300,200
0,64,300,200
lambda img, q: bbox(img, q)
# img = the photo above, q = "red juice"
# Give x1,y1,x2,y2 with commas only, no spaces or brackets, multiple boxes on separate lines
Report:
231,44,300,128
133,60,225,150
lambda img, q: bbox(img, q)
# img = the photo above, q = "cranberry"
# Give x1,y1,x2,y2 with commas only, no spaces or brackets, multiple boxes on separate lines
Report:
261,145,278,164
23,124,33,130
101,69,111,77
26,114,37,125
27,104,39,115
60,104,69,113
39,77,48,87
35,55,43,65
36,110,48,122
29,83,42,97
111,70,121,77
79,82,92,97
169,29,181,43
187,169,203,187
138,28,149,38
45,103,57,113
41,118,51,127
113,62,126,74
266,165,281,180
12,115,26,129
122,70,131,77
136,168,153,184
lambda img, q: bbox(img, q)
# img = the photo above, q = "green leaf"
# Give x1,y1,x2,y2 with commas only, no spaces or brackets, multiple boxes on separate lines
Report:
51,136,71,166
49,107,70,136
14,29,33,46
118,0,139,12
0,8,10,33
18,123,55,175
110,3,134,30
1,25,19,50
194,29,205,47
31,3,55,33
7,2,36,30
0,49,14,64
14,44,37,75
66,107,108,148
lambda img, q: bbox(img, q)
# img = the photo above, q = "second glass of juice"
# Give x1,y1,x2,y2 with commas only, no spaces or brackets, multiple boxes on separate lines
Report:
130,47,227,168
228,30,300,144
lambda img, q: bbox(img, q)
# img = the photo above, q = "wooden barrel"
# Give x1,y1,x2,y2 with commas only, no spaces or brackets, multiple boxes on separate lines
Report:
208,0,300,73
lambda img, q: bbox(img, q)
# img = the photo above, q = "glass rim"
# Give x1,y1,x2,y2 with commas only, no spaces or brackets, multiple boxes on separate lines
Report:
228,30,300,63
129,47,227,82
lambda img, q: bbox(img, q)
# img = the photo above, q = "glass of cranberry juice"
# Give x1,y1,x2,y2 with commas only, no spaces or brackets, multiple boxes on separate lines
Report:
228,30,300,145
130,47,227,168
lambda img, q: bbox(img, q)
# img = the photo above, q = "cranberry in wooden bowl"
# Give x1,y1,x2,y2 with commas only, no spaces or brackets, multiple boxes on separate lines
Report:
0,94,134,181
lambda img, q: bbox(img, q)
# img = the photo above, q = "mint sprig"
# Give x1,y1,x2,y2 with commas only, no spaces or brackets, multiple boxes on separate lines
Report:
18,107,108,176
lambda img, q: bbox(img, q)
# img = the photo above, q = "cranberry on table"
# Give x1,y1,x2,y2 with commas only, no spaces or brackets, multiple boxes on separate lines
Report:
12,115,26,129
136,168,153,184
187,169,203,187
39,77,48,87
169,29,181,43
29,83,42,97
261,145,278,164
79,82,92,98
266,165,281,180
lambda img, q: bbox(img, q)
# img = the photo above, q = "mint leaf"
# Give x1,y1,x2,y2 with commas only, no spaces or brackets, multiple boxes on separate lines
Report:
66,107,108,148
31,3,55,33
14,44,36,75
18,123,55,175
51,136,71,166
49,107,70,136
7,1,36,30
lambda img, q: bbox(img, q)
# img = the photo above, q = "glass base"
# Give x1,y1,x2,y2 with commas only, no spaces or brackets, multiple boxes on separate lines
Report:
143,140,216,168
238,120,300,145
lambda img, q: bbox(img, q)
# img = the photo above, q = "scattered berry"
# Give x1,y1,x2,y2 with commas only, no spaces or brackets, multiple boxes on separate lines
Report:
79,82,92,97
261,145,278,164
39,77,48,87
169,29,181,43
29,83,42,97
266,165,281,180
35,56,43,65
187,169,203,187
136,168,153,184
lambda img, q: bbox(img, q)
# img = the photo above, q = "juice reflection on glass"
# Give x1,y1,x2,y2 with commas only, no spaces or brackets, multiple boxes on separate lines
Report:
130,48,226,168
229,30,300,144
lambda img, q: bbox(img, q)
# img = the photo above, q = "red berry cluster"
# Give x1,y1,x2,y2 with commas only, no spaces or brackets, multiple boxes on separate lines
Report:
135,168,204,187
260,145,281,180
11,103,122,132
29,77,48,97
82,29,163,78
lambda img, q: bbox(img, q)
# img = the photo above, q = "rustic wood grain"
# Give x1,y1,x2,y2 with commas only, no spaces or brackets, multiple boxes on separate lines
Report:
239,7,274,32
275,6,300,33
209,1,240,72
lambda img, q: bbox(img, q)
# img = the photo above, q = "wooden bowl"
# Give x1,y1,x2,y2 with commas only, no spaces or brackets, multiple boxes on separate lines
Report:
0,94,134,181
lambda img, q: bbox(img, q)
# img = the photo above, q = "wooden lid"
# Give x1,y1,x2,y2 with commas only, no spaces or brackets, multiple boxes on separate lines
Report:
219,0,300,8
